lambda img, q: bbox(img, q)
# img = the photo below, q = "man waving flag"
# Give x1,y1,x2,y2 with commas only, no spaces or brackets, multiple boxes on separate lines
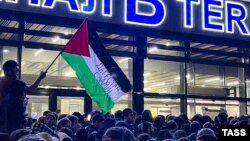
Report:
61,20,131,113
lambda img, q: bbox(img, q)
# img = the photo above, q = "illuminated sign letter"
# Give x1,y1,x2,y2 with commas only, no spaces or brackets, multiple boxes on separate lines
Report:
42,0,80,12
202,0,224,32
125,0,166,26
102,0,112,17
81,0,96,14
6,0,18,3
177,0,200,28
226,1,249,35
29,0,40,6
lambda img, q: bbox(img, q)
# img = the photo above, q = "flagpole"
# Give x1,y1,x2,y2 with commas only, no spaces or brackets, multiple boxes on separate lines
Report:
44,19,88,73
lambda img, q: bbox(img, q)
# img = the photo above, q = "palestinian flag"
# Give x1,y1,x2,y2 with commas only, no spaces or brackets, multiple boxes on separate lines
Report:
61,20,131,113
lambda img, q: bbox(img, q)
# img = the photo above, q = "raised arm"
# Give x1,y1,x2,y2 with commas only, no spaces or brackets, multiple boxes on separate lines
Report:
25,71,47,94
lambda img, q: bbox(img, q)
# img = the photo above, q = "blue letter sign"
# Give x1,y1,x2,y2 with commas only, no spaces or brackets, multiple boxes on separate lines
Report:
42,0,80,12
202,0,224,32
125,0,166,26
177,0,200,28
226,1,249,35
81,0,96,14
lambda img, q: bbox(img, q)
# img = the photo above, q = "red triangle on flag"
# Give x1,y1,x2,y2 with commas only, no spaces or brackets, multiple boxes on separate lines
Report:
63,21,90,57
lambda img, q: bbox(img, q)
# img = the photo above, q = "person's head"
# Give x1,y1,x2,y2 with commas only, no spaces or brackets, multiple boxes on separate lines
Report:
196,128,216,141
17,134,45,141
191,114,203,125
138,121,154,136
217,112,228,125
203,122,214,130
154,116,164,129
102,127,135,141
114,110,123,121
166,120,178,131
58,127,74,139
43,111,52,116
44,113,56,127
101,118,116,131
72,112,83,123
75,128,88,141
9,129,31,141
179,113,189,124
67,115,79,126
173,117,184,129
123,108,134,123
155,129,172,141
141,110,153,123
136,133,152,141
134,116,142,126
36,132,55,141
57,118,72,131
173,130,187,140
92,114,105,129
190,121,201,133
197,134,217,141
3,60,18,77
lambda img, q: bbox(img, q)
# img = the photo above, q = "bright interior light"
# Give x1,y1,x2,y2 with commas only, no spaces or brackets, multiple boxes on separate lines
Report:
143,80,148,84
65,71,75,77
204,77,221,82
45,85,50,89
227,81,239,86
148,47,158,53
143,72,151,76
53,36,60,42
152,83,165,87
166,42,170,46
186,74,191,78
64,32,69,35
75,87,81,90
3,49,9,53
119,58,129,63
175,76,180,80
34,49,43,56
87,114,91,121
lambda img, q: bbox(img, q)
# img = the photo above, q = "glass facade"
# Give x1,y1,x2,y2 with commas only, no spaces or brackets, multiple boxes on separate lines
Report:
0,9,250,117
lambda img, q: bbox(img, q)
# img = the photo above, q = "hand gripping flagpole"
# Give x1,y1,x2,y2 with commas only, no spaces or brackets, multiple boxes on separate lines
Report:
44,19,87,73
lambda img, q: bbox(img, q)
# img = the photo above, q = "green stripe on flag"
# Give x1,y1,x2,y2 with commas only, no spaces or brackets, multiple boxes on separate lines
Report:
62,52,115,113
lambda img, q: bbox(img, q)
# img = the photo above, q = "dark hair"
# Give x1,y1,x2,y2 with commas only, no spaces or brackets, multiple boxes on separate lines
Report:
197,134,217,141
123,108,133,118
58,127,74,139
154,116,164,134
155,129,172,141
217,112,228,124
190,121,201,133
43,110,52,116
103,127,135,141
141,110,153,123
9,129,30,141
136,133,152,141
72,112,83,123
115,110,123,120
3,60,18,73
75,128,88,141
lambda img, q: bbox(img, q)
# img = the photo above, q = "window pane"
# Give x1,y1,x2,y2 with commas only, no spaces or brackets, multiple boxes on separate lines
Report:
144,59,184,94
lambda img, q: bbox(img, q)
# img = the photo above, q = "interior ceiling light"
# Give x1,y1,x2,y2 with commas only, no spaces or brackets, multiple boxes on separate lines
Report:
3,49,9,53
204,77,221,82
119,58,129,63
148,47,158,53
143,72,151,76
53,36,60,42
34,49,43,56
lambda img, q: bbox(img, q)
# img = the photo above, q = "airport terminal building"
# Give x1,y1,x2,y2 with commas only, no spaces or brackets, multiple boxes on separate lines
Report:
1,0,250,118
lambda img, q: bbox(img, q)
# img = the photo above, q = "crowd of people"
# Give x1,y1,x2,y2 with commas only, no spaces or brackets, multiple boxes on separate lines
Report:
0,107,250,141
0,61,250,141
